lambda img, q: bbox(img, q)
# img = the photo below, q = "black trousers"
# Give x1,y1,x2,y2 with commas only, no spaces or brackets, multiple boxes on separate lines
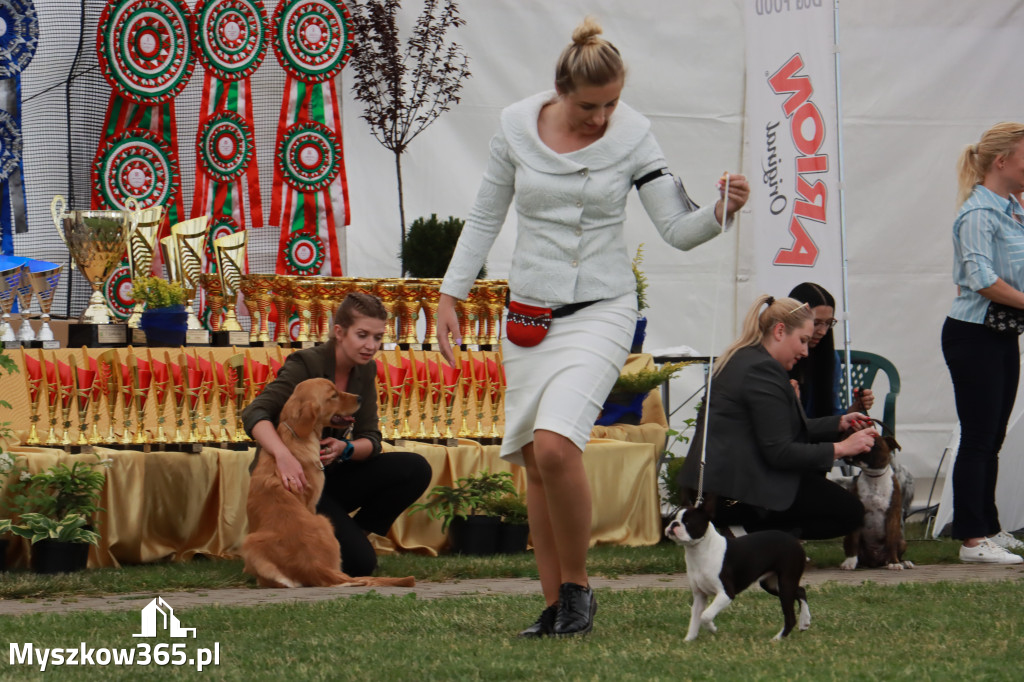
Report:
941,316,1019,540
714,473,864,540
316,450,432,576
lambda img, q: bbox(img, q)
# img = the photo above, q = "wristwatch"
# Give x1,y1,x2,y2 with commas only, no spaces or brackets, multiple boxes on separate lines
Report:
338,439,355,462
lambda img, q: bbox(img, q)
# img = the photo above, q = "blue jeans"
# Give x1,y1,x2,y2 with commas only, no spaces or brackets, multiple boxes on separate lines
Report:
941,317,1019,540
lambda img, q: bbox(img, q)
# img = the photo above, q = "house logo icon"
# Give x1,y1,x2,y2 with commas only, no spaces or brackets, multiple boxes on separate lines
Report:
133,597,197,639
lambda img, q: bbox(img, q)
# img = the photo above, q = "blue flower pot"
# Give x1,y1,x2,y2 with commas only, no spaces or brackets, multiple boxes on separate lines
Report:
140,305,188,347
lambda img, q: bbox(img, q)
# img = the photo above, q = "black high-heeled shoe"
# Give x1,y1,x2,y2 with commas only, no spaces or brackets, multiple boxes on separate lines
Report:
516,603,558,638
554,582,596,636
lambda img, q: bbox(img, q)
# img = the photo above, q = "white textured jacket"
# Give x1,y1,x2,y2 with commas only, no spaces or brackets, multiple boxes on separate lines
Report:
441,90,725,306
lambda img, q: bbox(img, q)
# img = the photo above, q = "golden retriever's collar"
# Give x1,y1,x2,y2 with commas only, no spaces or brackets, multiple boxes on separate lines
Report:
281,421,299,440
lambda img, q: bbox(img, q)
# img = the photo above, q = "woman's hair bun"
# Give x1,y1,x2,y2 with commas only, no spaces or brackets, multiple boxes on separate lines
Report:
571,16,603,45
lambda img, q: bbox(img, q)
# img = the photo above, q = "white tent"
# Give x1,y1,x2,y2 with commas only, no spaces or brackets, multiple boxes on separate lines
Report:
341,0,1024,488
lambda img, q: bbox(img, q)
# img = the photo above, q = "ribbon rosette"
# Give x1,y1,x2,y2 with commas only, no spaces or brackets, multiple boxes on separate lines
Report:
269,0,352,277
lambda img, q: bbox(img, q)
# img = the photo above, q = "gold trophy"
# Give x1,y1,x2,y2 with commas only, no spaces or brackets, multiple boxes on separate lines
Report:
41,352,60,446
125,197,164,329
97,349,120,444
119,357,136,446
226,354,248,443
168,351,188,444
132,359,153,446
171,216,210,331
27,264,62,344
22,351,46,445
57,358,75,447
50,195,138,324
396,279,423,347
147,349,170,444
419,279,442,348
457,286,482,347
199,272,225,331
374,280,400,347
239,274,273,343
481,281,508,348
70,353,96,447
271,276,293,344
214,231,247,333
488,354,504,439
311,278,337,343
0,264,19,342
291,278,315,343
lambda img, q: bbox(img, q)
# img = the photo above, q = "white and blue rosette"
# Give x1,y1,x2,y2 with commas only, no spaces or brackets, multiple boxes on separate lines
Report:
0,0,39,252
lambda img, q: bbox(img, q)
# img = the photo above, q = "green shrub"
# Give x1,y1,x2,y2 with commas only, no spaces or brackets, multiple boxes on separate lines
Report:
400,214,486,278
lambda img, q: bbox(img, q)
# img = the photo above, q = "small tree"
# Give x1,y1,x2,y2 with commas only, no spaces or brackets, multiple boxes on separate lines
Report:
348,0,472,274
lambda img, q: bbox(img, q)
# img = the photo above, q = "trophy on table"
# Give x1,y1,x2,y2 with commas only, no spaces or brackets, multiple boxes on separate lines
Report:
27,263,62,345
50,195,138,328
171,216,210,333
15,264,36,343
0,264,20,342
199,272,225,331
213,231,249,345
225,354,249,445
125,197,164,329
239,273,274,343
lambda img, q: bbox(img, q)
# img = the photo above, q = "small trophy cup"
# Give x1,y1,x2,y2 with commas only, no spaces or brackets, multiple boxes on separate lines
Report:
50,195,138,325
132,360,153,447
148,351,170,444
27,263,62,345
120,360,136,446
213,231,249,345
291,279,315,344
125,197,164,329
56,359,75,447
41,353,61,446
22,351,45,445
15,264,36,343
239,273,273,343
396,280,423,348
171,216,211,333
210,354,232,443
71,354,96,448
420,279,442,349
271,276,293,344
97,349,121,445
374,280,400,348
169,352,188,444
487,355,504,440
0,264,20,342
226,354,249,444
199,272,225,331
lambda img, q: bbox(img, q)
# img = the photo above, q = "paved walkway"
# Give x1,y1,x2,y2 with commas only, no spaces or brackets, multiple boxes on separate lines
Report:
2,563,1022,618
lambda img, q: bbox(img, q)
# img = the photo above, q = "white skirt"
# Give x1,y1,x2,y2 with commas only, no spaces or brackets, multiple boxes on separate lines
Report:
500,292,637,465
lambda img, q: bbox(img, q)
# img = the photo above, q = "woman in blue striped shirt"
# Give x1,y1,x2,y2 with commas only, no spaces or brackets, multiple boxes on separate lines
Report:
942,122,1024,565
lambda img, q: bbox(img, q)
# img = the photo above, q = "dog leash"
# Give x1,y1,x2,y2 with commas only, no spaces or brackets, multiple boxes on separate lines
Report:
695,173,730,508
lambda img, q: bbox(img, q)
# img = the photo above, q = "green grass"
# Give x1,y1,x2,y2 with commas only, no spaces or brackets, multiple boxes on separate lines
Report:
2,583,1023,680
0,531,969,602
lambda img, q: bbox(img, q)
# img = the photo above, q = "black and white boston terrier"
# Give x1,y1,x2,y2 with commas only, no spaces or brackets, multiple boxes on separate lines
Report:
841,433,914,571
665,504,811,641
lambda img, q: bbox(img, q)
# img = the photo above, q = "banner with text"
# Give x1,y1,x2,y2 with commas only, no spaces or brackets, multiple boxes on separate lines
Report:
743,0,843,303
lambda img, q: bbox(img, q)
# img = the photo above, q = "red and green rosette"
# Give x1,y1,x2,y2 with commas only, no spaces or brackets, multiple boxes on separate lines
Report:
93,0,196,235
191,0,267,242
270,0,352,277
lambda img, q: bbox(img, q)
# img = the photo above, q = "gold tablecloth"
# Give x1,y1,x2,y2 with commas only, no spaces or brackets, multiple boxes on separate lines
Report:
1,423,664,569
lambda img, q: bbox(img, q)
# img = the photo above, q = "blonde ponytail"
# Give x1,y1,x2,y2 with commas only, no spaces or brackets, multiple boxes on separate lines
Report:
957,122,1024,207
715,295,812,374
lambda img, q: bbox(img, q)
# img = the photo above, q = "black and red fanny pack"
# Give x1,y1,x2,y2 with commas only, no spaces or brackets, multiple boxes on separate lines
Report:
505,299,598,347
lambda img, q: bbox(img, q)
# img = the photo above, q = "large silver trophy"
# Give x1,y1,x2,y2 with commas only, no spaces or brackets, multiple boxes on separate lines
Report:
51,196,139,324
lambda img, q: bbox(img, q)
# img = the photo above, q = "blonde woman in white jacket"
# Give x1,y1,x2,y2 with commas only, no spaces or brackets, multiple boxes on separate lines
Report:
437,16,749,638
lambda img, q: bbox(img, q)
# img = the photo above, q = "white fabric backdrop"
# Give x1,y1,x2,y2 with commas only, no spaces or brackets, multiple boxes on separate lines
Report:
338,0,1024,487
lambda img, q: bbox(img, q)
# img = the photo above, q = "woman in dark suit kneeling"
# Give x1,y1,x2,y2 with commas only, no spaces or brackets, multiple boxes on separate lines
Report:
678,294,875,539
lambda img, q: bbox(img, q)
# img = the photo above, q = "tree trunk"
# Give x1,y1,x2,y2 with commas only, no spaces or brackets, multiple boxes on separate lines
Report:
395,150,407,277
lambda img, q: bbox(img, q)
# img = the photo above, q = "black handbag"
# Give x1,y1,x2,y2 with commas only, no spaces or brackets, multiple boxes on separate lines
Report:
984,301,1024,335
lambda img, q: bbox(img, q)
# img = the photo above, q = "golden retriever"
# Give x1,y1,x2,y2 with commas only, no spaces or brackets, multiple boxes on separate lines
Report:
242,377,415,588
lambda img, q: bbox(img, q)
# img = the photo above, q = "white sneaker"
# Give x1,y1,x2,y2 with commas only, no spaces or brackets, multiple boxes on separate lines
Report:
960,539,1024,564
988,531,1024,550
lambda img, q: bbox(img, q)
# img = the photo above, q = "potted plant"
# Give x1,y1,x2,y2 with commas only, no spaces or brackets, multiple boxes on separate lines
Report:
399,214,487,278
0,456,108,574
484,491,530,553
631,244,649,353
130,275,188,347
597,361,687,426
410,470,516,555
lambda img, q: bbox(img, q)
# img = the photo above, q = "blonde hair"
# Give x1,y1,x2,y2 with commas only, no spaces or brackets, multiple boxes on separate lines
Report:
714,295,812,374
554,17,625,94
956,122,1024,206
